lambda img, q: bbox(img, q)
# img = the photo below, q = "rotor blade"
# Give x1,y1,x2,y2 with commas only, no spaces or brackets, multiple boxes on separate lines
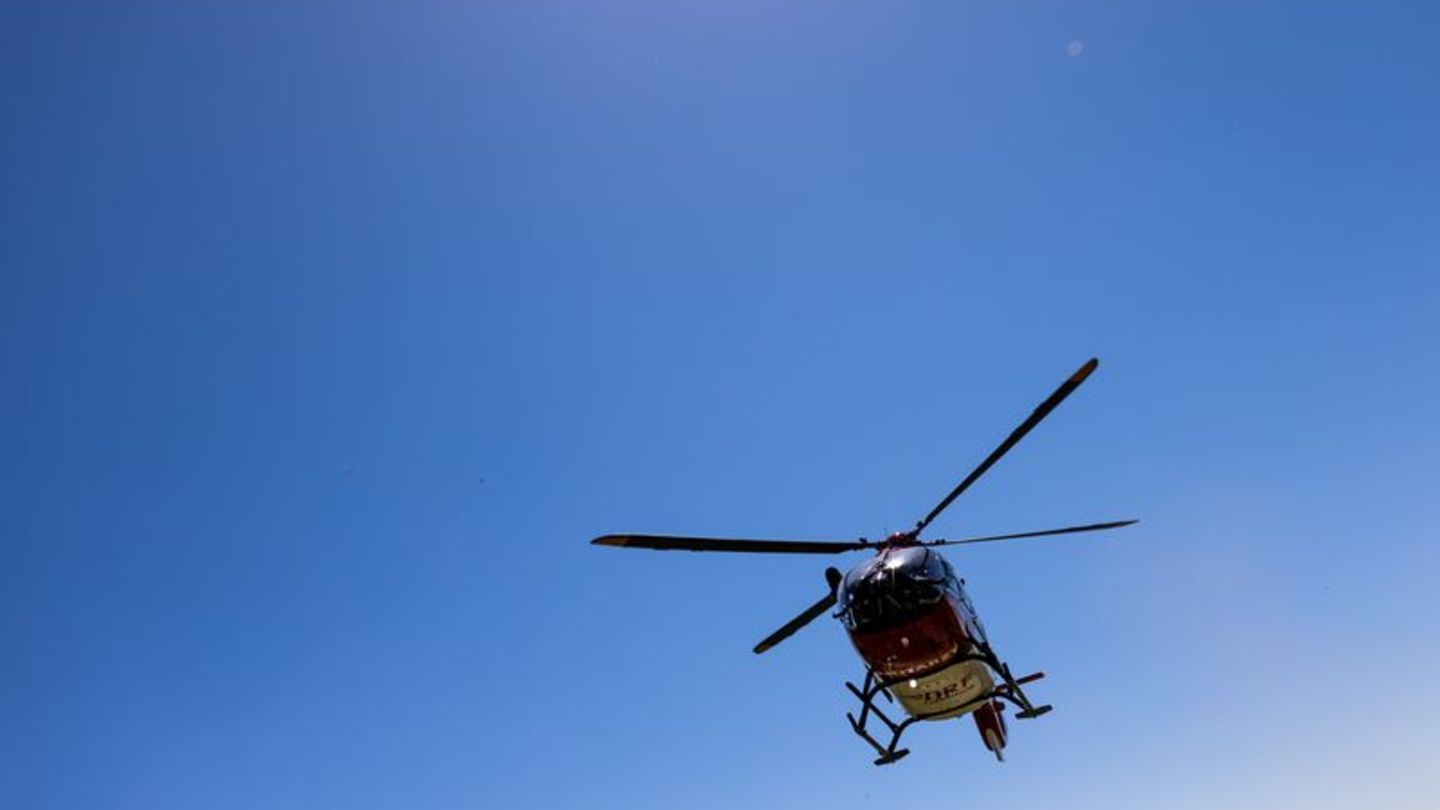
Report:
914,357,1100,534
921,519,1138,547
592,534,868,554
752,593,835,654
753,568,844,655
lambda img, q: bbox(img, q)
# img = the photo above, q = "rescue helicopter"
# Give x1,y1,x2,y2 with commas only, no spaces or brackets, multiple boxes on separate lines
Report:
592,358,1136,764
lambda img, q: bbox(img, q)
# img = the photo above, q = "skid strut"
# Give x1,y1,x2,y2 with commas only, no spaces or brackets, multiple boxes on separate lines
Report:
843,643,1052,765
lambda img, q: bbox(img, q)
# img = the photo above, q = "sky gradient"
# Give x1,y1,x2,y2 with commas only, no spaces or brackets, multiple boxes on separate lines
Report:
4,2,1439,808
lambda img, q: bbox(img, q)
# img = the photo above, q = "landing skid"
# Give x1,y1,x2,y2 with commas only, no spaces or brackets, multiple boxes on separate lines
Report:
843,642,1051,765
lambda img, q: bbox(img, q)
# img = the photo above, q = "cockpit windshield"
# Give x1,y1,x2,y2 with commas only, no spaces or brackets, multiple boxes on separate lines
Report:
838,547,947,631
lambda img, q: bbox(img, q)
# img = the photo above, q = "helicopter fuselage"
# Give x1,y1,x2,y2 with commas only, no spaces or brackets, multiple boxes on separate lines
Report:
836,541,1008,747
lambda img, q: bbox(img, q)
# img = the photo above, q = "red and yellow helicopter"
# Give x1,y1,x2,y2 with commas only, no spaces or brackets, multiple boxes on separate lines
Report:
593,358,1136,764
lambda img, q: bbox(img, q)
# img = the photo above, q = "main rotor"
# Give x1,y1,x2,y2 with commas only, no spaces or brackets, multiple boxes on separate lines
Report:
592,357,1137,652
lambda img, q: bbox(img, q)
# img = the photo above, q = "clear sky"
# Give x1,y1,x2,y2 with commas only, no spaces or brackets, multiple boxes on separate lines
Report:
4,2,1439,808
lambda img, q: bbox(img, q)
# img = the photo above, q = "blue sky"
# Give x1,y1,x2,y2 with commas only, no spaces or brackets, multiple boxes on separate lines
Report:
4,2,1439,808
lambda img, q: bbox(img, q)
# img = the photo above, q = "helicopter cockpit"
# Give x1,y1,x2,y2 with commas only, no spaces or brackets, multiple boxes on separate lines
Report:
837,546,955,632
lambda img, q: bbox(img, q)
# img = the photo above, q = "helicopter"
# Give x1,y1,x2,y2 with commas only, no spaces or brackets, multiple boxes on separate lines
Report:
592,358,1136,764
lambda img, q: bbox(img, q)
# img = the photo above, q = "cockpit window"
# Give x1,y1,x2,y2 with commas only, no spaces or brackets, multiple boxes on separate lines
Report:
914,548,946,583
838,548,947,631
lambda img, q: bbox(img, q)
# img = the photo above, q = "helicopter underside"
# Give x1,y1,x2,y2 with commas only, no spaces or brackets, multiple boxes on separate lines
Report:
889,657,996,719
840,593,1052,763
842,640,1048,765
844,593,995,720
